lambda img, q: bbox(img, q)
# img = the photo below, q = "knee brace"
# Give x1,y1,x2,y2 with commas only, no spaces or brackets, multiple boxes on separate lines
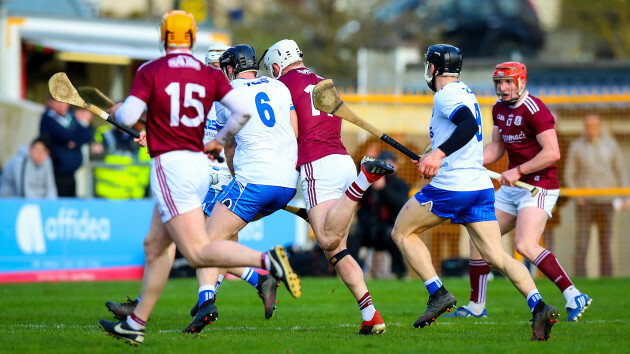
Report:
328,249,350,266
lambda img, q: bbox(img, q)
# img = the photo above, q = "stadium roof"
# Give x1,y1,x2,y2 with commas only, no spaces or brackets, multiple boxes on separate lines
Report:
13,15,230,62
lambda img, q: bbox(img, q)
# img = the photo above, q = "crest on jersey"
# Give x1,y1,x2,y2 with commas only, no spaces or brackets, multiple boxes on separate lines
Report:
514,116,522,126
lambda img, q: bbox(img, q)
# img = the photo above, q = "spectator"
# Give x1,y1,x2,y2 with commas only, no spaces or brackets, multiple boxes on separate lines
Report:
354,150,409,278
565,113,629,277
0,136,57,198
39,96,94,197
91,123,150,199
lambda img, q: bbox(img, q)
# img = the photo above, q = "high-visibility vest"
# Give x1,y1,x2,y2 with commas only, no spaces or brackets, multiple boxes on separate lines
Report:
93,124,150,199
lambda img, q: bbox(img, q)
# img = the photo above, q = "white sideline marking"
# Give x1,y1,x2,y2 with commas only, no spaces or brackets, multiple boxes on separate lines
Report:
17,318,623,333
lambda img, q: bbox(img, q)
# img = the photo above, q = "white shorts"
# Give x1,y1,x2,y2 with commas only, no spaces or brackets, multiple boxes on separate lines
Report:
494,185,559,218
300,154,356,210
150,150,210,222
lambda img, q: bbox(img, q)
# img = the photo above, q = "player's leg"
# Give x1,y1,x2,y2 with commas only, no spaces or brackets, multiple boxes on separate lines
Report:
464,220,559,340
303,156,386,335
391,198,445,280
390,195,457,328
513,188,590,322
450,208,516,318
99,205,173,346
319,155,394,248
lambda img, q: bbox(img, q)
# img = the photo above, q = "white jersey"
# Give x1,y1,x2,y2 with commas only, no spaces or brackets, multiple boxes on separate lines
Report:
429,81,493,191
203,102,231,187
217,76,299,188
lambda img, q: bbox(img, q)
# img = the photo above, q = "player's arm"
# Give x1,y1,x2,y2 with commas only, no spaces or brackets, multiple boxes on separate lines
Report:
214,90,251,145
500,128,560,186
224,137,236,177
483,126,505,165
290,109,298,138
520,129,561,175
113,96,146,127
418,106,478,178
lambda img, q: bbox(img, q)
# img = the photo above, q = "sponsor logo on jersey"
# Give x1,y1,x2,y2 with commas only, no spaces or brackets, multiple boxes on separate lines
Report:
534,176,540,181
502,131,526,143
297,68,312,75
222,199,232,208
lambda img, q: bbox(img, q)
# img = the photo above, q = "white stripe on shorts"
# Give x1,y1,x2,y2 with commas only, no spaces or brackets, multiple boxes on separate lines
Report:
156,155,178,217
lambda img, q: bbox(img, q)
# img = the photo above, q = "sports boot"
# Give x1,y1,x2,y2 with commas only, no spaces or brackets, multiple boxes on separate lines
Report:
360,156,395,183
413,288,457,328
267,245,301,298
98,319,144,346
256,273,279,319
531,301,559,341
183,298,218,333
105,296,138,321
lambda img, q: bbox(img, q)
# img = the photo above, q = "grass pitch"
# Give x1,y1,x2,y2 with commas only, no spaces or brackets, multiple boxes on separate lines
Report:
0,276,628,353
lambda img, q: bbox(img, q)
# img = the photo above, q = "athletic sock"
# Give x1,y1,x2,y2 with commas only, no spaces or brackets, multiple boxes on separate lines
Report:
534,249,574,292
358,292,376,321
215,274,225,294
135,296,140,302
465,301,486,315
127,312,146,330
424,276,443,296
241,268,260,288
562,285,582,305
526,289,543,312
261,253,271,271
345,182,366,202
198,285,216,308
469,259,491,304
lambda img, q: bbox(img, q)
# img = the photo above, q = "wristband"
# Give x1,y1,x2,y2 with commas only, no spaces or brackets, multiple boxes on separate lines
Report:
517,165,524,176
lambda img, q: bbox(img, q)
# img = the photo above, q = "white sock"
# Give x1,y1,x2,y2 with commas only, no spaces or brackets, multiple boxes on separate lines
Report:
361,305,376,321
466,301,486,315
355,171,371,191
215,274,225,293
264,254,271,270
562,285,581,305
126,315,145,330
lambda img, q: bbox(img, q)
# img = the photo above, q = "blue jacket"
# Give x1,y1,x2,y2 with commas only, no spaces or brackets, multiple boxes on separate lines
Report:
39,109,93,174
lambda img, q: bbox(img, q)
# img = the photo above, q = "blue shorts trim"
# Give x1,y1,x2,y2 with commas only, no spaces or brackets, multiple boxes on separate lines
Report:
218,179,296,222
414,185,497,224
202,187,225,217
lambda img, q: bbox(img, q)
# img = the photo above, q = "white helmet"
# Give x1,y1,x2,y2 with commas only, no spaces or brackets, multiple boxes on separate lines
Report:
262,39,303,79
205,44,230,66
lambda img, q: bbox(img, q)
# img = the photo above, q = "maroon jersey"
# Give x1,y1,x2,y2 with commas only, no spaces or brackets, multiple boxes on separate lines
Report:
492,92,559,189
278,67,347,167
130,52,232,157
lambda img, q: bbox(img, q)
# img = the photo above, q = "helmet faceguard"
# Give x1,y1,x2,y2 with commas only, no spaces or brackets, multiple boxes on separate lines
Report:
492,61,527,105
261,39,303,79
160,10,197,51
219,44,258,81
424,44,463,92
205,44,230,66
